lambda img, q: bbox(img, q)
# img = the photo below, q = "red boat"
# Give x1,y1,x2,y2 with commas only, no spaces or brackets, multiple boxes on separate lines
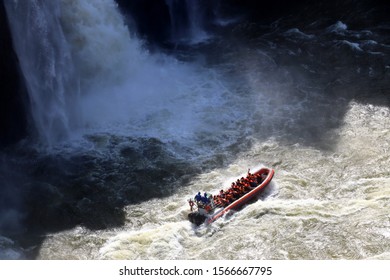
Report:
188,167,275,225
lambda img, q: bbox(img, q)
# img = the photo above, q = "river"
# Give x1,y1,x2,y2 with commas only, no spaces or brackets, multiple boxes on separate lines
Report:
0,0,389,259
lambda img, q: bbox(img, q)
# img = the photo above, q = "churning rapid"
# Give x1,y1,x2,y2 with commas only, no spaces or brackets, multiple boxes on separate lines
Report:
0,0,389,259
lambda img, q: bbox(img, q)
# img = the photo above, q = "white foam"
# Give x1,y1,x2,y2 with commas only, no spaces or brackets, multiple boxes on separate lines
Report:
335,40,363,52
326,21,348,34
284,28,315,40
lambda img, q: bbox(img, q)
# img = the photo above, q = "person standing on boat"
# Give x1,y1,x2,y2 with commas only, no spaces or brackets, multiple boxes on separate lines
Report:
201,193,210,204
195,192,202,202
188,199,195,211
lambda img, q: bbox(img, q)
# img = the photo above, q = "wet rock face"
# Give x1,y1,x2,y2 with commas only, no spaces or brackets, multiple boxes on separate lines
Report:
0,2,29,147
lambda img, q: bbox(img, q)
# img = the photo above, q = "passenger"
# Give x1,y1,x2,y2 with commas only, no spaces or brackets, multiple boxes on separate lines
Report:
219,197,229,207
195,192,202,202
225,192,234,202
255,173,262,184
188,199,195,212
214,196,222,207
230,189,239,198
243,182,251,192
248,177,257,188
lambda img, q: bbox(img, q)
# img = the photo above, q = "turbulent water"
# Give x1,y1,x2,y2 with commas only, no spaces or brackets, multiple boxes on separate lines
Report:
0,0,389,259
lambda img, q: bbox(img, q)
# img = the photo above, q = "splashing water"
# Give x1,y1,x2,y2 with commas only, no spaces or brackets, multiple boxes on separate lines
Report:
2,0,389,260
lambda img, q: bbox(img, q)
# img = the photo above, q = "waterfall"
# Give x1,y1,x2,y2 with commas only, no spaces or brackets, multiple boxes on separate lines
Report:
185,0,209,42
55,0,224,143
4,0,79,146
3,0,217,146
165,0,209,44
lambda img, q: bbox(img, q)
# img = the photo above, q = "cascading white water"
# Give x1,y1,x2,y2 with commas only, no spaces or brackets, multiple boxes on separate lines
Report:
4,0,226,148
165,0,209,44
184,0,209,43
4,0,80,146
57,0,237,150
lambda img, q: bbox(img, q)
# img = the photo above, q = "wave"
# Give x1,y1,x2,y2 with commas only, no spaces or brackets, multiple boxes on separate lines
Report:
284,28,315,40
334,40,364,52
326,21,348,34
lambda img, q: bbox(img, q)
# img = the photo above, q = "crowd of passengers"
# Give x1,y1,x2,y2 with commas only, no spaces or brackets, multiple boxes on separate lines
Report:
191,170,267,210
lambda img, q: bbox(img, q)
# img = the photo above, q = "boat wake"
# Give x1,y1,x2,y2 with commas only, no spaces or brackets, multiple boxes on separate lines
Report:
1,0,389,260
